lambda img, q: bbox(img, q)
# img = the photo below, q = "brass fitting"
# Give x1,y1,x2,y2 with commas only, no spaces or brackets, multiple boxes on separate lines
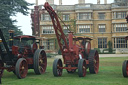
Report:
0,39,2,43
8,30,14,33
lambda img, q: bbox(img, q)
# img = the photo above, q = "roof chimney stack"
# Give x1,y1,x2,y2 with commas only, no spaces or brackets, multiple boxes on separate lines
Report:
35,0,38,6
46,0,54,4
78,0,85,4
104,0,107,4
59,0,62,5
97,0,100,4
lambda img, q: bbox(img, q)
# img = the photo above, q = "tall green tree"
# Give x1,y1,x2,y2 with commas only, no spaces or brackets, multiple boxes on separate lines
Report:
0,0,32,41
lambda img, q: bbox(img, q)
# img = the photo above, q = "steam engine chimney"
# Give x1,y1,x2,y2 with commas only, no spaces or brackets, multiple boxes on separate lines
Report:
46,0,54,4
78,0,85,4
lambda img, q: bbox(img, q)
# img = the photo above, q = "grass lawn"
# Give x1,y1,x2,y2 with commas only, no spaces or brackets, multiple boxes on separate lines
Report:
1,57,128,85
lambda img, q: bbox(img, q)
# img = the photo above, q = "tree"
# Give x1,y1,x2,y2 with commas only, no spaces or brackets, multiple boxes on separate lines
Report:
0,0,32,41
107,41,113,53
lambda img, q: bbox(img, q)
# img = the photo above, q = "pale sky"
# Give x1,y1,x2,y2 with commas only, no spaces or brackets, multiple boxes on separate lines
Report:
13,0,114,35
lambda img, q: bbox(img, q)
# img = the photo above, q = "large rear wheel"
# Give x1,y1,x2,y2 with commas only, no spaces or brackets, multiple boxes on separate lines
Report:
53,59,63,77
88,50,99,74
122,60,128,77
34,49,47,75
15,58,28,79
78,59,86,77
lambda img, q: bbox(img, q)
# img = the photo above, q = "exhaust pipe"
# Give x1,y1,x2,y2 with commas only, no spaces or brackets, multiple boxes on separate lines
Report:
9,30,14,48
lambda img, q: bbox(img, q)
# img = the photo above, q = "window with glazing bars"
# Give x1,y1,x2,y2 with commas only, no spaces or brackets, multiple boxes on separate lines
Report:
78,13,91,20
78,25,90,33
98,13,105,20
114,38,127,48
42,26,54,34
114,24,127,32
63,14,70,21
98,38,107,48
99,24,106,32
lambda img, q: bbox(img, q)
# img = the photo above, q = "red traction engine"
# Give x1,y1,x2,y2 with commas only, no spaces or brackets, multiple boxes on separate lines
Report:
44,2,99,77
122,15,128,77
0,29,47,79
122,36,128,77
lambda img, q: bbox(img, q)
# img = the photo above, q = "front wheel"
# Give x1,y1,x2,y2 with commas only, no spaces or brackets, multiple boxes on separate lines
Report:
53,59,63,77
78,59,86,77
122,60,128,77
15,58,28,79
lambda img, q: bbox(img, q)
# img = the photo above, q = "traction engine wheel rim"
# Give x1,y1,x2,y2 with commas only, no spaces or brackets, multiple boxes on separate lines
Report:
127,62,128,76
78,59,86,77
94,51,99,73
15,58,28,79
122,60,128,77
34,49,47,75
0,61,4,77
89,50,99,74
53,59,63,77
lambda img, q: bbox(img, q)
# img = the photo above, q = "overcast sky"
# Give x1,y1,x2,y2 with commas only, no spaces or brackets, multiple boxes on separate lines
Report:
13,0,114,35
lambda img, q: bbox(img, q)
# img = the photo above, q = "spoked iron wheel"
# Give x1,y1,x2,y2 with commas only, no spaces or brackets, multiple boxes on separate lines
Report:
15,58,28,79
122,60,128,77
88,50,99,74
78,59,86,77
0,60,4,77
34,49,47,74
53,59,63,77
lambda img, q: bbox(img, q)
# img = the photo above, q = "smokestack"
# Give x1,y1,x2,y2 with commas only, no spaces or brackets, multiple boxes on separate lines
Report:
104,0,107,4
46,0,54,4
78,0,85,4
97,0,100,4
59,0,62,5
36,0,38,6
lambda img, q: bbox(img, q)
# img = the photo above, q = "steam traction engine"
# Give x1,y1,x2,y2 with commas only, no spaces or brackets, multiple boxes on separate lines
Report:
0,29,47,79
44,2,99,77
122,15,128,77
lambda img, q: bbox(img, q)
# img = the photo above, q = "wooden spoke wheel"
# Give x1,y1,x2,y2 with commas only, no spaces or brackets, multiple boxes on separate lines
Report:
0,60,4,77
15,58,28,79
88,50,99,74
122,60,128,77
34,49,47,75
53,59,63,77
78,59,86,77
